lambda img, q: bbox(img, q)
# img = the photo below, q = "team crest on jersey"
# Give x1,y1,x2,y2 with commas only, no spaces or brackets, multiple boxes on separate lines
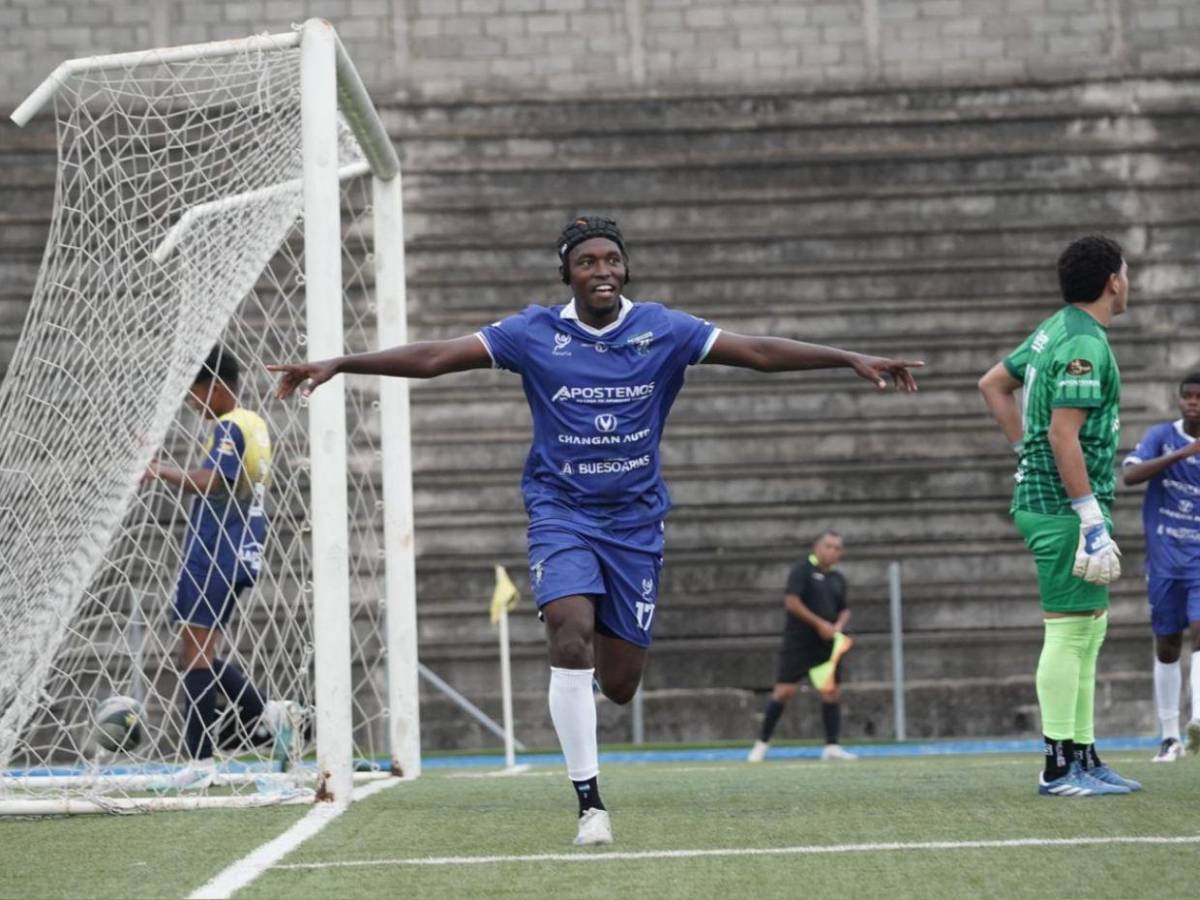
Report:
552,332,572,356
1066,358,1093,376
627,331,654,356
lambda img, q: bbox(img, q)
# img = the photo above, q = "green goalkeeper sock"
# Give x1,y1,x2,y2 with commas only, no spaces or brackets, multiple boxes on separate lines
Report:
1036,616,1094,741
1073,612,1108,749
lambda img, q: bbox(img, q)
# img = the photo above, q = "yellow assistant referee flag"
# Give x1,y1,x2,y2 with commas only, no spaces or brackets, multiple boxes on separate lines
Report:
490,564,520,625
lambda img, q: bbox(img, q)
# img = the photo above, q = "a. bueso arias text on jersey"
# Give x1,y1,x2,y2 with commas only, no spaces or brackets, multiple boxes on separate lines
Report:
477,297,719,530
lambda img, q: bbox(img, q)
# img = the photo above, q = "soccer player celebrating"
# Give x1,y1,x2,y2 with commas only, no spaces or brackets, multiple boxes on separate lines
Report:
979,235,1140,796
270,216,922,844
145,346,293,789
1122,372,1200,761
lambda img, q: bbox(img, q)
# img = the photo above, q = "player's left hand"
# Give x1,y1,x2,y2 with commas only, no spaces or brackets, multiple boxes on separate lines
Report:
1070,494,1121,585
848,353,924,392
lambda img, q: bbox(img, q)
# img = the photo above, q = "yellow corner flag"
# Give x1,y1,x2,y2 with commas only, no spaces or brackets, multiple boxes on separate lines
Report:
808,632,854,696
490,564,520,625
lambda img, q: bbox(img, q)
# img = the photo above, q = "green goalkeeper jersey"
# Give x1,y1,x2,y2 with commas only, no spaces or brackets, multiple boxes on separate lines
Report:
1003,304,1121,516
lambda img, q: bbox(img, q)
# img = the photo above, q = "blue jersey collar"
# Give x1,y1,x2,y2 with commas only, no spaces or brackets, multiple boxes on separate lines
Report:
561,295,633,336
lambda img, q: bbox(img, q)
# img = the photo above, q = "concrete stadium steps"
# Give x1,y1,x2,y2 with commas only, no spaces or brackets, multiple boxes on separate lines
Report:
407,289,1198,334
402,499,1145,559
2,76,1196,749
403,147,1200,216
397,413,1179,490
417,671,1153,748
408,535,1156,607
385,78,1200,137
404,184,1200,244
389,96,1200,172
409,623,1153,699
412,578,1154,646
401,257,1200,315
401,224,1200,281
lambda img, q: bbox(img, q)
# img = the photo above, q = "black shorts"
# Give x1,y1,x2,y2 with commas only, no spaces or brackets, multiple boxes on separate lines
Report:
775,632,834,684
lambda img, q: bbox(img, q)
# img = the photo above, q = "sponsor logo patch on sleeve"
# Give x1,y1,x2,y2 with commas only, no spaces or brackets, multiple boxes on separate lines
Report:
1065,358,1094,376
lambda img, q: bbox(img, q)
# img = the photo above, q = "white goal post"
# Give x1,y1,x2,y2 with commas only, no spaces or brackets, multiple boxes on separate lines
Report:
0,19,419,814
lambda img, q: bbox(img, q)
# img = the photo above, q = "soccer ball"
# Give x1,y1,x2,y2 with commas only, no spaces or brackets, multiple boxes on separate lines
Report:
93,695,147,753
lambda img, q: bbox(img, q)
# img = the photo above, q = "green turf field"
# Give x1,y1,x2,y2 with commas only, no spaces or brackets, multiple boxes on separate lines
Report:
3,752,1197,899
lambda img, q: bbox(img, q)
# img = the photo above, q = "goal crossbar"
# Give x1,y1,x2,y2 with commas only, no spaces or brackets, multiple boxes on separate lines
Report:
10,20,399,182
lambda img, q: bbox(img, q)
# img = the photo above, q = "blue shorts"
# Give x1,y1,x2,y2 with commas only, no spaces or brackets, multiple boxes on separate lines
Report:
173,550,254,630
1148,575,1200,636
528,520,664,649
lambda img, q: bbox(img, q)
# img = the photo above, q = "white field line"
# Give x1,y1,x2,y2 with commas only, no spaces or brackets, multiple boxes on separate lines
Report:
440,757,1096,779
272,834,1200,870
188,777,405,899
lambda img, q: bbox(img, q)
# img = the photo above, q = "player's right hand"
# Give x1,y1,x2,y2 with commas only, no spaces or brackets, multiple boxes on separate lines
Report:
1070,494,1121,585
267,360,339,400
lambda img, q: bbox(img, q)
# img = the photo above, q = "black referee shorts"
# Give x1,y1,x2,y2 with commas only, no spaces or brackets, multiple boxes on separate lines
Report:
775,632,834,684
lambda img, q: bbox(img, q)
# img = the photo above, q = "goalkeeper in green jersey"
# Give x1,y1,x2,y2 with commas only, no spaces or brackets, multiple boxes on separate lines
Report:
979,235,1141,797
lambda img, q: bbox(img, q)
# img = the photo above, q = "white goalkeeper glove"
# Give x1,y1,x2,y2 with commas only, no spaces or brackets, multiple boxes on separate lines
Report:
1070,494,1121,585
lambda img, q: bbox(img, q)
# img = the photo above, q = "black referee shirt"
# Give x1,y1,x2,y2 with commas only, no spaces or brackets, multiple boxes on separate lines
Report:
782,554,847,638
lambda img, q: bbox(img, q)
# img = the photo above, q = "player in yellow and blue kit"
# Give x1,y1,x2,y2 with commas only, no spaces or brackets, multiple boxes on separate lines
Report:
145,346,292,789
270,216,923,844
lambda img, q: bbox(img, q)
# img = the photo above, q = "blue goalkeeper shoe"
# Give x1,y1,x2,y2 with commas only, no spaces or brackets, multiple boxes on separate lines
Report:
1038,762,1130,797
1088,765,1142,792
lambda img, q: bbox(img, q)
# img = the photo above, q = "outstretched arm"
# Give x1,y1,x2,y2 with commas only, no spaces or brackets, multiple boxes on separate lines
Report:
269,335,492,399
1123,440,1200,485
978,361,1024,448
702,331,922,391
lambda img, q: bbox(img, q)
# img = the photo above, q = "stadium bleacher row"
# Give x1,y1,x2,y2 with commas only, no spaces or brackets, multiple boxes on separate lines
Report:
2,74,1197,749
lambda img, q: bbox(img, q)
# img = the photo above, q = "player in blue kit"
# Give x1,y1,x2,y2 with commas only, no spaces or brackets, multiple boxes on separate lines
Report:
145,346,293,789
1122,372,1200,761
270,216,922,844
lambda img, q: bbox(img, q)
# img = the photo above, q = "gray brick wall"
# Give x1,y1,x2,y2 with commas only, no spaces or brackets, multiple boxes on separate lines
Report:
1,0,1199,105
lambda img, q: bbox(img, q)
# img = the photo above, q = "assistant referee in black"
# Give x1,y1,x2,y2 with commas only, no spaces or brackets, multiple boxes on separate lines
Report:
748,529,855,761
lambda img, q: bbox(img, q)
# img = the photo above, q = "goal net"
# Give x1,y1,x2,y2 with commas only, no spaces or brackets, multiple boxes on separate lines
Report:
0,23,418,814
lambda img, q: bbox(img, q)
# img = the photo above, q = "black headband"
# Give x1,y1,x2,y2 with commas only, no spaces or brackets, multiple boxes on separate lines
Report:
557,216,626,261
556,216,629,285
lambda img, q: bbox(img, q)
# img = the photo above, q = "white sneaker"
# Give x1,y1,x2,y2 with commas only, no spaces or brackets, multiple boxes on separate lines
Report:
264,700,300,768
821,743,857,761
747,740,769,763
148,758,216,791
1152,737,1184,762
574,808,613,846
1186,719,1200,756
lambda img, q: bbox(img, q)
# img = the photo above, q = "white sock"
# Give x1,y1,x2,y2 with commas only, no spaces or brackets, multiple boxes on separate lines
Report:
548,667,599,782
1155,658,1181,740
1192,651,1200,722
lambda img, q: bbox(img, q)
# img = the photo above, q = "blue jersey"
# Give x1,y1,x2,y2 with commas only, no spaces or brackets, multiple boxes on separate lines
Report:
477,297,719,530
1123,419,1200,579
181,408,271,580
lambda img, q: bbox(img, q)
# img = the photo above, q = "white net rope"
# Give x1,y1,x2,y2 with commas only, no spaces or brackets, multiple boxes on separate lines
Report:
0,39,393,808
